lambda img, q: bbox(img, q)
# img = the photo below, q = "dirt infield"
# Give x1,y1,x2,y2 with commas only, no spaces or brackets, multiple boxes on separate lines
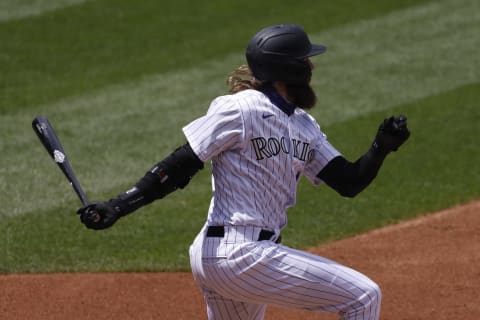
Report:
2,201,479,320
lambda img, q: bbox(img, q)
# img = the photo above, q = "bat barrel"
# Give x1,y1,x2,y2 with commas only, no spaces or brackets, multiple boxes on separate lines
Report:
32,116,90,207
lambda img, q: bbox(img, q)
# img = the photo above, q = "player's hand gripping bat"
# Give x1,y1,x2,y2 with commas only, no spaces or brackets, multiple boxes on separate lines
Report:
32,116,90,206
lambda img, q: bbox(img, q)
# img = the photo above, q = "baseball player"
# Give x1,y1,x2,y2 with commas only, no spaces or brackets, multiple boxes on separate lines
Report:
78,24,410,320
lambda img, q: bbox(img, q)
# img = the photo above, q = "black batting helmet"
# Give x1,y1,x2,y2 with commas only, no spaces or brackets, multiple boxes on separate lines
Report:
246,24,326,84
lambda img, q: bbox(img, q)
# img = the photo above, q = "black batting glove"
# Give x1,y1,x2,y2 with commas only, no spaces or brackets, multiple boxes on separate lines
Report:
77,201,120,230
372,115,410,154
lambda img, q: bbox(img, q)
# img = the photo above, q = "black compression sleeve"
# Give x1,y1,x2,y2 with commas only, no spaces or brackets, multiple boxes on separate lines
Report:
317,147,388,197
108,143,204,216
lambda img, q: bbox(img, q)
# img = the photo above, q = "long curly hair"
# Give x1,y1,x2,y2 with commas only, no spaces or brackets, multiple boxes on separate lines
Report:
226,65,264,94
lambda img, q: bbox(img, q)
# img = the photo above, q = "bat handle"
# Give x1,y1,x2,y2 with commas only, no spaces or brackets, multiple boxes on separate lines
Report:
68,171,89,206
57,155,90,206
72,181,90,207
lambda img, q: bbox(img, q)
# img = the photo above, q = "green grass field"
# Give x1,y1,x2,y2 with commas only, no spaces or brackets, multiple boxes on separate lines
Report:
1,0,479,273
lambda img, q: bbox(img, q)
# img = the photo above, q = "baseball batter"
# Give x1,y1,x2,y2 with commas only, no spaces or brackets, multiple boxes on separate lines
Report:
78,24,410,320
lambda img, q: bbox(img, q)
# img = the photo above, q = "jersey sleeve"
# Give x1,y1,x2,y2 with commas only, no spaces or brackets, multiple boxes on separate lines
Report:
182,95,244,162
303,131,341,186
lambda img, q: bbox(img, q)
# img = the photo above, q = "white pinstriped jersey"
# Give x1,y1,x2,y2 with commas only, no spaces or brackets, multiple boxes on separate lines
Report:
183,88,340,232
187,87,382,320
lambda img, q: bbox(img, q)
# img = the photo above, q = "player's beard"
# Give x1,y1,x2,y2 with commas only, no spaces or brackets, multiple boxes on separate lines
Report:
285,82,317,110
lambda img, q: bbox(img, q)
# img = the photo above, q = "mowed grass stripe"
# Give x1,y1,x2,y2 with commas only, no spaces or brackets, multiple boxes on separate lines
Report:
1,0,432,112
0,0,87,22
1,0,477,218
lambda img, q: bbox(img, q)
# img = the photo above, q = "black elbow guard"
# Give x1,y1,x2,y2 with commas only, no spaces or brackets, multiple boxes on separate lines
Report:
138,143,204,201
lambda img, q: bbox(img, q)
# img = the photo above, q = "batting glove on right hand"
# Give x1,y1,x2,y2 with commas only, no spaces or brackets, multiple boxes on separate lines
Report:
77,202,120,230
373,115,410,153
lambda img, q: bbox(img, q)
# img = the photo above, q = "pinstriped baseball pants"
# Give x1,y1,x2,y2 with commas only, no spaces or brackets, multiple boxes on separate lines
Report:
189,225,381,320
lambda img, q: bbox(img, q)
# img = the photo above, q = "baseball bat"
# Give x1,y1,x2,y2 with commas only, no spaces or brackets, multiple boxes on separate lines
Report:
32,116,90,206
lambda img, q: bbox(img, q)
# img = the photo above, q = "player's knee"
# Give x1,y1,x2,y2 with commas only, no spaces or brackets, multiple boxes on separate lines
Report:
345,281,382,320
350,281,382,318
366,281,382,306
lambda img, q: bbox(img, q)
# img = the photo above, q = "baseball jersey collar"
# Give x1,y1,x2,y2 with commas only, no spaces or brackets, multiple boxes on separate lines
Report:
261,85,296,116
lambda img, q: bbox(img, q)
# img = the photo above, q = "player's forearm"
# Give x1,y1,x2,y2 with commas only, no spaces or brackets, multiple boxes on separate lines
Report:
347,146,388,196
108,143,204,216
317,147,386,198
